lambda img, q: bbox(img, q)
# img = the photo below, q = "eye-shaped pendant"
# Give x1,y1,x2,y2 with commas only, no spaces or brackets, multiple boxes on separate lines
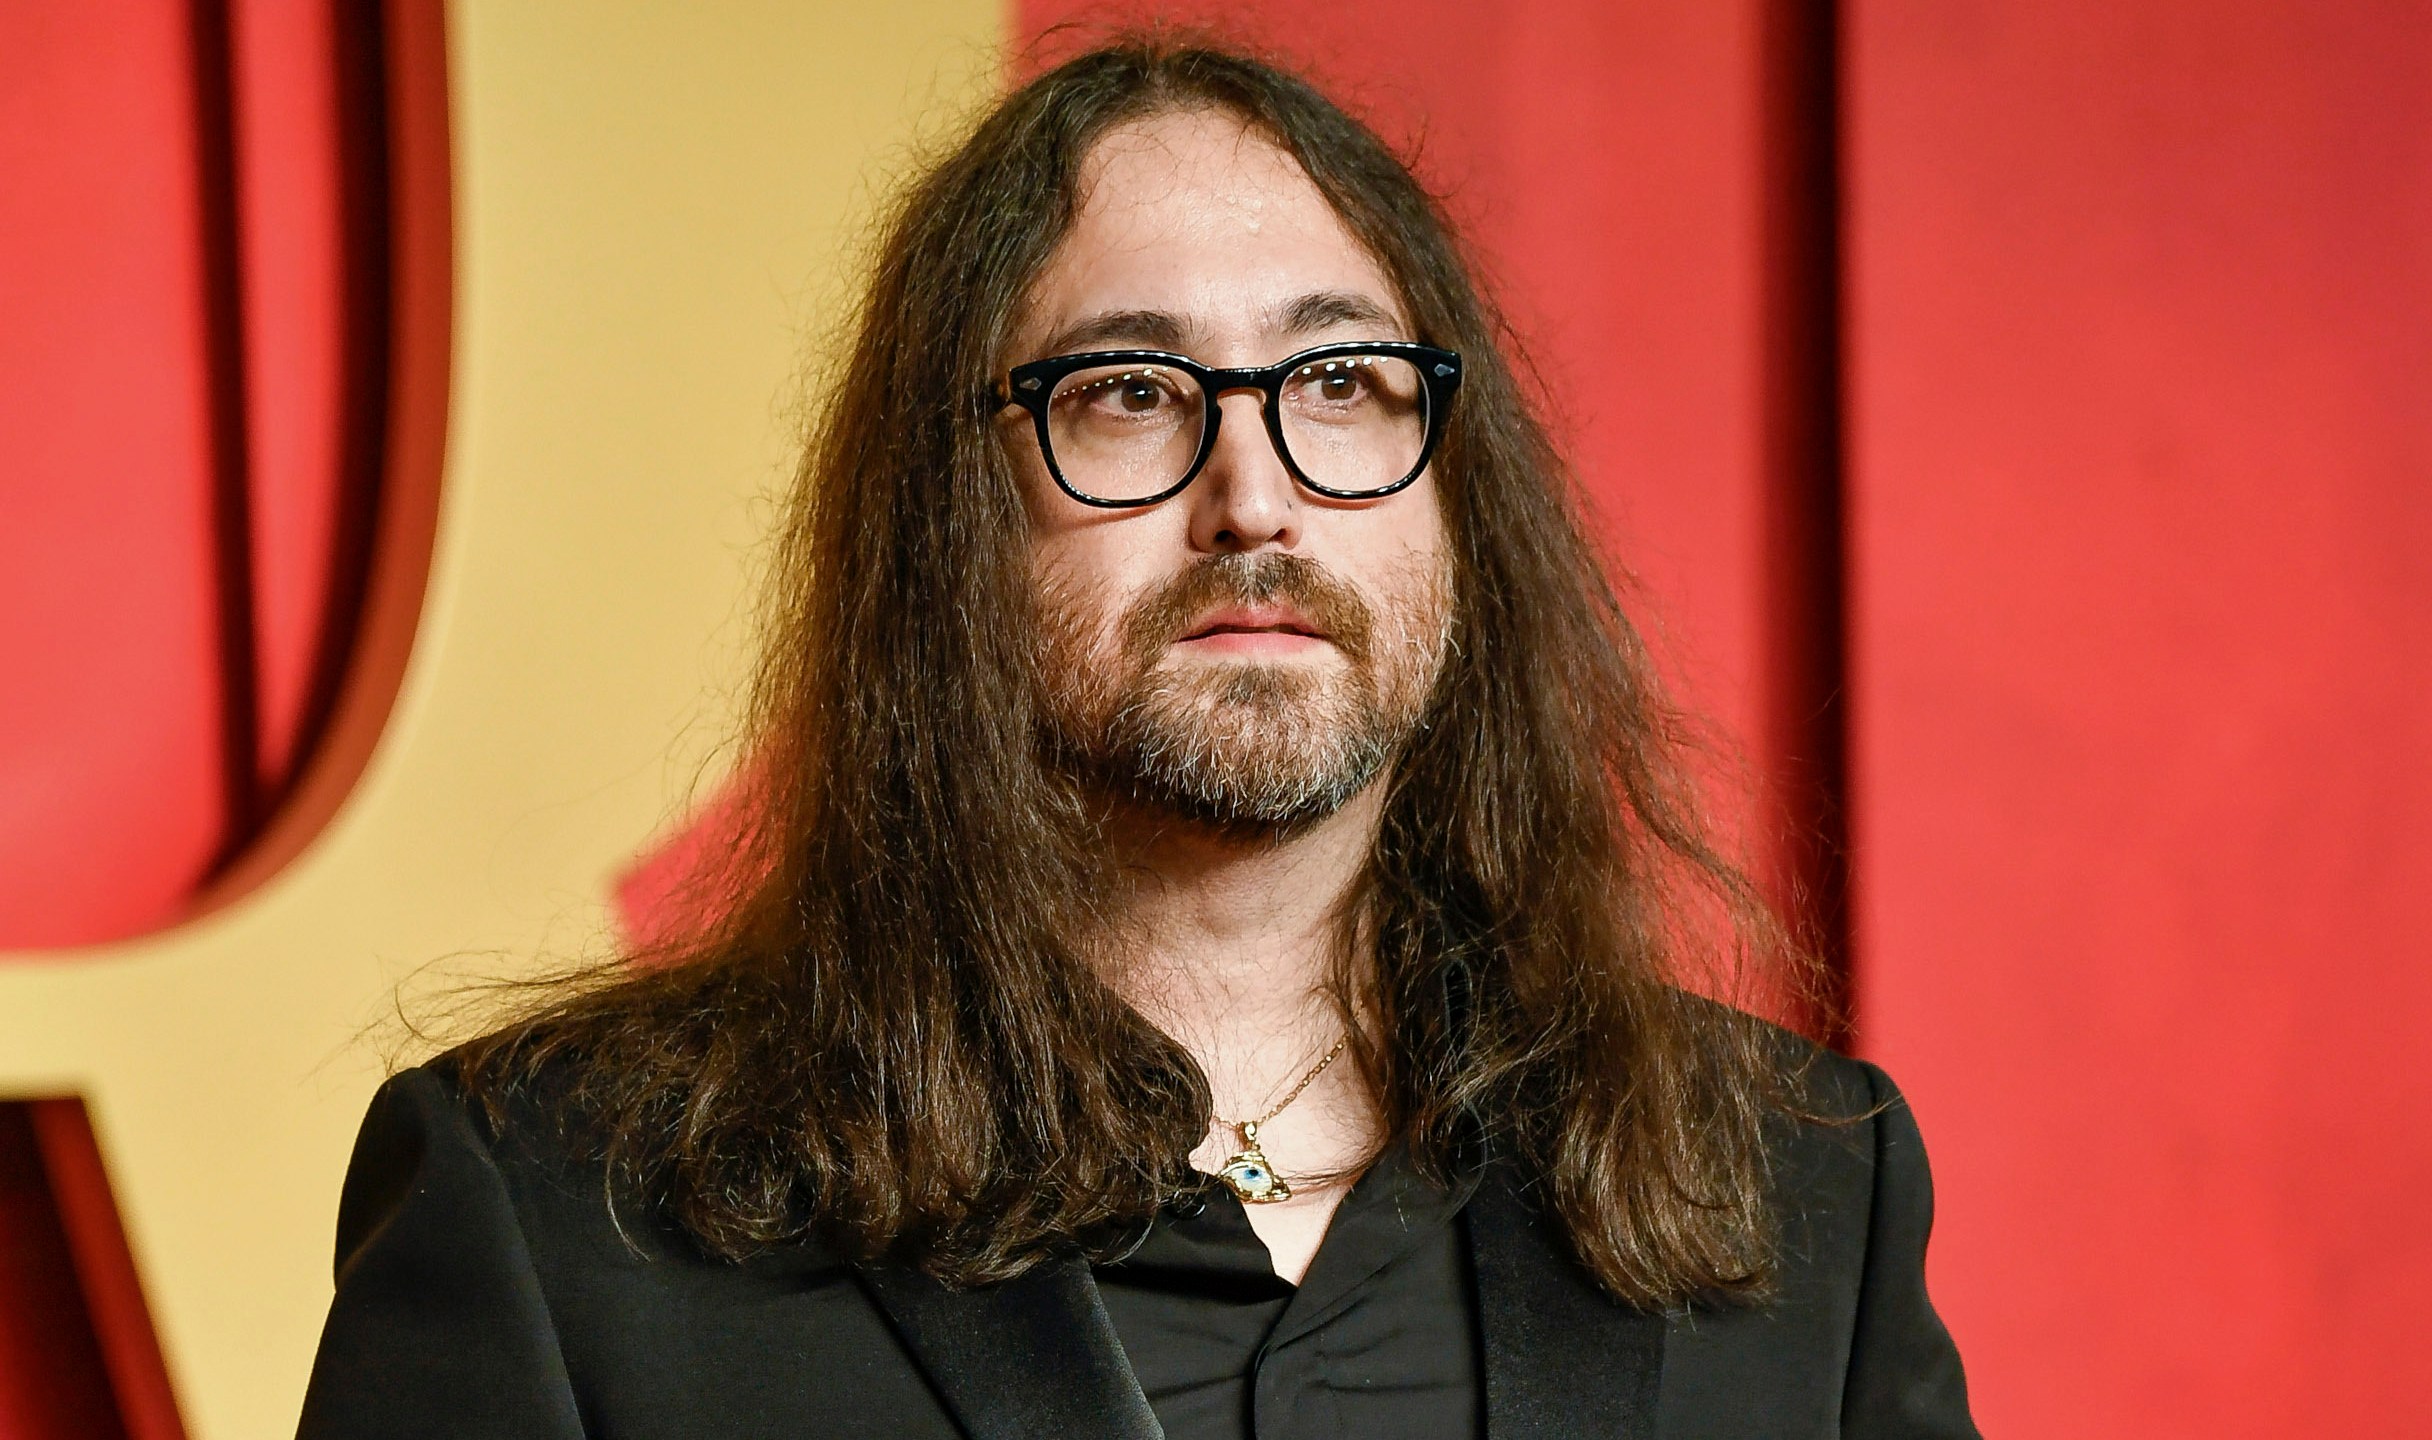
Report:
1216,1120,1292,1204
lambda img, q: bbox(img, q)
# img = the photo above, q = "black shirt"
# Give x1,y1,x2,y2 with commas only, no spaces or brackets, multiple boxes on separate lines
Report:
296,1053,1982,1439
1093,1151,1482,1440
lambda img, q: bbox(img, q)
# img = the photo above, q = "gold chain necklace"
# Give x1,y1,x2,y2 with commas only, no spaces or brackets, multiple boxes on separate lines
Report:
1210,1037,1348,1204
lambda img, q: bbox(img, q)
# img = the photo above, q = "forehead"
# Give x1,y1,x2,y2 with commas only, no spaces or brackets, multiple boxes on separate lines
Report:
1016,108,1407,352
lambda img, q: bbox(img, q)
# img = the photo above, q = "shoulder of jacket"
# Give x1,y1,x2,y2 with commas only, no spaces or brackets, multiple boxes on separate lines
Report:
365,1049,605,1187
1659,986,1892,1122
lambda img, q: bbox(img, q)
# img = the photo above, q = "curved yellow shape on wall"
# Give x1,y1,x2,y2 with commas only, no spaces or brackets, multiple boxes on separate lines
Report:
0,4,1003,1435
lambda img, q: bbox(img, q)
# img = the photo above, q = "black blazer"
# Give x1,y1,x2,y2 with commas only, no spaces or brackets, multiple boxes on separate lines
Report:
296,1051,1976,1439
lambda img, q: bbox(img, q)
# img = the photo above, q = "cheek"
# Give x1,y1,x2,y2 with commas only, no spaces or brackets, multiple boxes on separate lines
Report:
1030,540,1137,676
1032,529,1126,614
1397,474,1451,562
1028,497,1194,631
1338,484,1453,608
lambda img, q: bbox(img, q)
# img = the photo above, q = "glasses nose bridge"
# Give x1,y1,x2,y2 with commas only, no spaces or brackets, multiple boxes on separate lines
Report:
1194,366,1289,475
1201,363,1277,407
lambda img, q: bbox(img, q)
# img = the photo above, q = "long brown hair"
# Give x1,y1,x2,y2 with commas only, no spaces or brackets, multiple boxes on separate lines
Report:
456,37,1815,1308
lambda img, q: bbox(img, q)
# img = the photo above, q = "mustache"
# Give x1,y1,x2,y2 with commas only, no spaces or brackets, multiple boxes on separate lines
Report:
1119,553,1376,667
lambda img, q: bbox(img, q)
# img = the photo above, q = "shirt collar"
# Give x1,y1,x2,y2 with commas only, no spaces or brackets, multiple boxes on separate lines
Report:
1095,1142,1483,1338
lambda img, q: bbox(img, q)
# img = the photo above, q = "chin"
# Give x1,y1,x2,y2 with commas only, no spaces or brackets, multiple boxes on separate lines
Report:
1158,650,1344,693
1109,687,1391,833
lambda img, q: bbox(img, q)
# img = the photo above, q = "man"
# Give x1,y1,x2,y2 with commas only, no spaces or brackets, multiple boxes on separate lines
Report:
299,40,1976,1440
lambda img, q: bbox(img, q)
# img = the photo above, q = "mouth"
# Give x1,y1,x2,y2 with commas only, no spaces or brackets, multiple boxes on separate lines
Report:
1173,604,1331,652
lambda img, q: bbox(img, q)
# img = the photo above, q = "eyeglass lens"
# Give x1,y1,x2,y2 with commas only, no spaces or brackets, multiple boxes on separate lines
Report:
1044,353,1429,503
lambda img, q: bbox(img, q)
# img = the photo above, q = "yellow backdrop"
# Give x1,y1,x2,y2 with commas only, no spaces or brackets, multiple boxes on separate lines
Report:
0,4,1001,1434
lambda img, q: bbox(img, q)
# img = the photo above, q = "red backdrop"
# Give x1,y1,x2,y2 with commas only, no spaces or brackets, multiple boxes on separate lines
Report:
1845,3,2432,1432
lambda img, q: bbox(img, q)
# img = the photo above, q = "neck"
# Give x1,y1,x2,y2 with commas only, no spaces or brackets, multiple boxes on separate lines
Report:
1086,781,1392,1282
1090,782,1383,1097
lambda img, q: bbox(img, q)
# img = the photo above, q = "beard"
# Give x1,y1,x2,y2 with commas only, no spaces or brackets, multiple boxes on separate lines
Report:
1034,549,1455,831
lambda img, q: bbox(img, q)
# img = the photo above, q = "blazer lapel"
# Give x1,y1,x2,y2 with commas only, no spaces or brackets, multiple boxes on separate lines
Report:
1467,1163,1664,1440
857,1255,1163,1440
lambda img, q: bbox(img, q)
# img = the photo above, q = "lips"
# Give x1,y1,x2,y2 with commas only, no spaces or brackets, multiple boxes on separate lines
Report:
1117,553,1375,668
1177,604,1328,643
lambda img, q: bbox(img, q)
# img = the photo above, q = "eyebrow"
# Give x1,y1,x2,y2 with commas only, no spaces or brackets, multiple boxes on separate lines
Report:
1274,289,1403,338
1030,289,1409,361
1037,307,1191,356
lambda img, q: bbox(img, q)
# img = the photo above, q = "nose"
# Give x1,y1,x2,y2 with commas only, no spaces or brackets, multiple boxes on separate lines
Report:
1186,388,1300,554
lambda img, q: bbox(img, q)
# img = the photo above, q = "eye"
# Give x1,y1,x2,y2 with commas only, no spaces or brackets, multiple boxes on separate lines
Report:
1056,366,1190,419
1292,358,1375,407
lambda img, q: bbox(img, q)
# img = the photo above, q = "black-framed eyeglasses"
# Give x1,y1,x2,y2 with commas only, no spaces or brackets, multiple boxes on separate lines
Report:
994,340,1463,508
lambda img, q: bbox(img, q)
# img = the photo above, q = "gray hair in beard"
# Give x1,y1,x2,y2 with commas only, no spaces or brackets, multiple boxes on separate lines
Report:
1037,551,1454,831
